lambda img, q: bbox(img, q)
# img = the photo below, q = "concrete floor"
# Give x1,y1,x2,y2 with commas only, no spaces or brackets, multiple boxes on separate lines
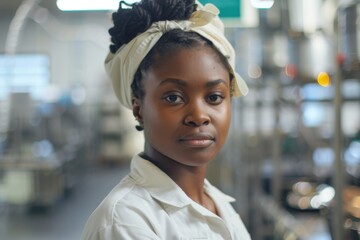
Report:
0,163,130,240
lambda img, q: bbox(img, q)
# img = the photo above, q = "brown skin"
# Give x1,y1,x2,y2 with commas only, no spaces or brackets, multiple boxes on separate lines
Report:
132,46,231,215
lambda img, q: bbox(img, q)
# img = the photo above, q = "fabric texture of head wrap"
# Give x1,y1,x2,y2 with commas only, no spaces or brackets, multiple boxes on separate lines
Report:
105,2,249,109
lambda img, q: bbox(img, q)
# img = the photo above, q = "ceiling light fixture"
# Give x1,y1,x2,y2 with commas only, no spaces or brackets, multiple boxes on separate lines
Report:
250,0,274,9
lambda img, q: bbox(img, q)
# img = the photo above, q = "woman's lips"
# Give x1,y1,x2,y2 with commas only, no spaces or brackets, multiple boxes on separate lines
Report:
179,133,215,148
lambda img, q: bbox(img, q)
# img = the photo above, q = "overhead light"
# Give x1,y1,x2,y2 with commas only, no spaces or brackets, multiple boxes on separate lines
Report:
56,0,141,11
250,0,274,9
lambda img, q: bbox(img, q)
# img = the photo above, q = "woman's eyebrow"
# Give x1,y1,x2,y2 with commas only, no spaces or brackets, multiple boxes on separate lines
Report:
205,79,229,88
158,78,228,88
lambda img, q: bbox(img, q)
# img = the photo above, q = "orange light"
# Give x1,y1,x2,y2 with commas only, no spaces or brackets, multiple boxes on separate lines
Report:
317,72,331,87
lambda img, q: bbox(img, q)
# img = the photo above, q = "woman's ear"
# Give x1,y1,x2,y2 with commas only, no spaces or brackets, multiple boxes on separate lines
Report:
132,98,144,130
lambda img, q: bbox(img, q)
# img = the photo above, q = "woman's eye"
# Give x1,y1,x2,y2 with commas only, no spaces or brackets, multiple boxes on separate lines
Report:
163,94,183,104
207,94,224,104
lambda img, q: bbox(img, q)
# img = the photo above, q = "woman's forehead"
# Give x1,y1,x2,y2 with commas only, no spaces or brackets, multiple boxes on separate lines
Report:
142,47,231,88
151,45,225,69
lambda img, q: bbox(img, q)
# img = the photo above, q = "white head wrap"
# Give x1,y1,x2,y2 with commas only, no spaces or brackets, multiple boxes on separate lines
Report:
105,2,248,109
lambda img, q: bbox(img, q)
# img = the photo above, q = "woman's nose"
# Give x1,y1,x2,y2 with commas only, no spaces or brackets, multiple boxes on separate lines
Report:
184,101,210,127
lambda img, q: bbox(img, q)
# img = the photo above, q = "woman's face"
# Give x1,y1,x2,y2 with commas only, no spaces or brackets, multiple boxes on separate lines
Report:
134,46,231,167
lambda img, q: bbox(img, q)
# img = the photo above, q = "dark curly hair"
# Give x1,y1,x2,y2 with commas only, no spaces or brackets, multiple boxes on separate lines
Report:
109,0,197,53
109,0,233,123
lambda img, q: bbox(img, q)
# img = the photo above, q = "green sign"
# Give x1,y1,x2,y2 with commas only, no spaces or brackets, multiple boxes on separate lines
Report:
199,0,241,18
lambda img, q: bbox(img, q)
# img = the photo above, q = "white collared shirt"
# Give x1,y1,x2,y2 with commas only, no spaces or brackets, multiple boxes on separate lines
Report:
81,155,251,240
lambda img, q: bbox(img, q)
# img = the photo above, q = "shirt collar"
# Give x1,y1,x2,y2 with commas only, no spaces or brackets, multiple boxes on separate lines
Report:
129,154,235,209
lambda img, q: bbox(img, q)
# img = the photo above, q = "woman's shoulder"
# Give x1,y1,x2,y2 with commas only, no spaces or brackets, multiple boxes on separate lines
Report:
81,175,163,239
87,175,154,221
87,176,167,220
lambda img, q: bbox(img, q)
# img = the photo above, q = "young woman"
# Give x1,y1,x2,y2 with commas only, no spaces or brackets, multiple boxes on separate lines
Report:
81,0,251,239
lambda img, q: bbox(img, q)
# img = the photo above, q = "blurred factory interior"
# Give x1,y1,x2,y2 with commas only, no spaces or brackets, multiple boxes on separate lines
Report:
0,0,359,239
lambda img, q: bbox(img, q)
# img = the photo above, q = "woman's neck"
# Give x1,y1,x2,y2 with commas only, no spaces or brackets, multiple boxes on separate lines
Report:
141,145,208,203
141,145,219,216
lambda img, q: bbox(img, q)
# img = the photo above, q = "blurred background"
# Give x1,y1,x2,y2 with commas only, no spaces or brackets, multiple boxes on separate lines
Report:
0,0,359,239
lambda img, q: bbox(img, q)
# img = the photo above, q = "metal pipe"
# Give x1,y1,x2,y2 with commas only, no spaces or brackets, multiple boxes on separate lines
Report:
5,0,42,55
332,47,345,240
331,2,349,239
